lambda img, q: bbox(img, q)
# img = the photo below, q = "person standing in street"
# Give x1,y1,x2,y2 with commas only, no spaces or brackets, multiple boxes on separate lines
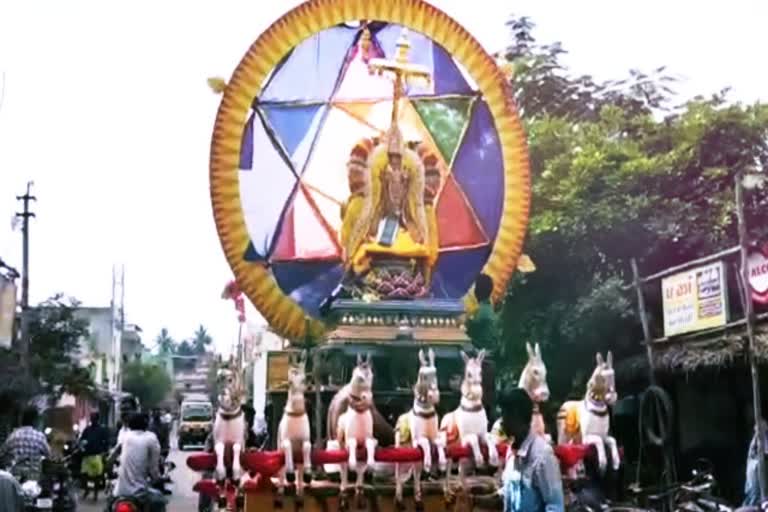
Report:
498,388,564,512
743,418,768,508
79,412,109,490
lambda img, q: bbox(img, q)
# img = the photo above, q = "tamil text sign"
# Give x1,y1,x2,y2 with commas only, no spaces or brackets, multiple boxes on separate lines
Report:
662,261,728,337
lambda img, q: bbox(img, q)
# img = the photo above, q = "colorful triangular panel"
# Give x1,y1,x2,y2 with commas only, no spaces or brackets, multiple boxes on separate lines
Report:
303,107,380,204
374,24,435,96
270,189,296,261
334,99,447,173
272,261,341,295
243,241,264,262
239,112,255,169
272,186,339,262
288,264,344,318
452,99,505,240
261,104,326,174
305,186,343,239
436,176,488,249
333,41,394,101
412,98,473,165
432,43,473,96
261,26,358,103
239,110,298,260
431,246,491,299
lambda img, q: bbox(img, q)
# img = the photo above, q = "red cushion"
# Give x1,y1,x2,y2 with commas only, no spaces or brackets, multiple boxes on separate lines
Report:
192,479,219,498
554,444,592,470
445,442,505,462
187,453,216,472
374,447,423,463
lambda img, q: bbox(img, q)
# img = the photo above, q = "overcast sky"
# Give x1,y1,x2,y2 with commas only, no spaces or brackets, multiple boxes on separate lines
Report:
0,0,765,354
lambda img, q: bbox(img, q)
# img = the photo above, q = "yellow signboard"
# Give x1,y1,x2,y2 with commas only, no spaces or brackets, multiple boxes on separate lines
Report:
662,261,729,338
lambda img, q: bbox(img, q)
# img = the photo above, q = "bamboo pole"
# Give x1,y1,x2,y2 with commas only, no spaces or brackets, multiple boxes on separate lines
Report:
632,258,656,386
736,170,767,501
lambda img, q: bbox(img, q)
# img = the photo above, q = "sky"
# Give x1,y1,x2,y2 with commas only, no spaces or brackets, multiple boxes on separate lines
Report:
0,0,765,355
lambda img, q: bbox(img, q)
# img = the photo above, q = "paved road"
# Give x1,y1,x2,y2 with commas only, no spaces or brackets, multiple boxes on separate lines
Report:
79,436,203,512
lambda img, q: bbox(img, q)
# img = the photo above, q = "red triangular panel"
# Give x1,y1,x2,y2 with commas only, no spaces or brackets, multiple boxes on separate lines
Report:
272,186,340,262
436,176,488,249
271,198,297,261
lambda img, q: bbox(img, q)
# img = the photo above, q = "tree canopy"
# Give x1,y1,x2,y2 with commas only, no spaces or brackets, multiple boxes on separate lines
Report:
493,16,768,400
122,359,173,409
0,295,96,411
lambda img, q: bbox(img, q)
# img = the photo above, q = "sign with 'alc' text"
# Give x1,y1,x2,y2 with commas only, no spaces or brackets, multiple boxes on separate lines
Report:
662,261,729,338
747,245,768,304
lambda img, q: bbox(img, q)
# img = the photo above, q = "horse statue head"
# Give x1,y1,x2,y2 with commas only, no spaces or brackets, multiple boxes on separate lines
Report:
519,342,550,403
349,353,374,412
460,349,485,404
216,366,242,413
286,351,308,413
415,348,440,408
587,351,617,406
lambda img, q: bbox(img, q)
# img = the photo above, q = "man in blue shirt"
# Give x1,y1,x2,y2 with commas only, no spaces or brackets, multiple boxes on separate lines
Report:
499,388,564,512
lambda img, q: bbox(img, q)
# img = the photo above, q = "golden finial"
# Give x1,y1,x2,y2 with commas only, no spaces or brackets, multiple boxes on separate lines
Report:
207,77,227,94
368,28,432,134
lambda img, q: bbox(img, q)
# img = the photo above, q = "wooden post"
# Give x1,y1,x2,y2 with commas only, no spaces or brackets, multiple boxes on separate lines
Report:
631,258,656,386
736,170,767,501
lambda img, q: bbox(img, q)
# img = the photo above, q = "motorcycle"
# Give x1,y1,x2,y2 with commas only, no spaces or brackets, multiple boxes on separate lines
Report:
107,460,176,512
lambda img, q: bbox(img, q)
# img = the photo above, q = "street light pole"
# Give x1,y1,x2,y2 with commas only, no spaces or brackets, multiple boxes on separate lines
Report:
735,170,767,501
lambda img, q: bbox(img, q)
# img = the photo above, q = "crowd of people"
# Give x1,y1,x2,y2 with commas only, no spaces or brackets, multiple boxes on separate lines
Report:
0,405,172,512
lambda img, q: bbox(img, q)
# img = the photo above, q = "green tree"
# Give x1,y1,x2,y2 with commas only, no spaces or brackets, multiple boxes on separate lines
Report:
122,360,173,409
192,325,213,355
0,295,95,413
155,328,176,355
177,340,195,357
495,16,768,400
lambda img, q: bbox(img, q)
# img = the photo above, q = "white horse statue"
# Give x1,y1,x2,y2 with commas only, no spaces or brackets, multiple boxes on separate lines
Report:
276,351,312,499
213,364,247,482
330,353,379,502
557,351,619,474
394,348,447,506
491,341,551,443
440,349,498,494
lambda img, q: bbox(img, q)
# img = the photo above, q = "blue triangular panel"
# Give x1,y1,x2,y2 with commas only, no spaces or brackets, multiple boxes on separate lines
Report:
261,104,326,174
431,246,491,299
432,44,473,96
244,241,265,262
261,26,359,103
239,112,255,170
272,261,343,318
452,99,505,239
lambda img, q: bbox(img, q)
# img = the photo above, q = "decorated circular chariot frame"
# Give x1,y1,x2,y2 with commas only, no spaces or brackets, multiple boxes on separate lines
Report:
210,0,531,340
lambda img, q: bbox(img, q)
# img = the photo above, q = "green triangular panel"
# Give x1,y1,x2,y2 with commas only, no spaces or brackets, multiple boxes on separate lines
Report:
412,97,473,165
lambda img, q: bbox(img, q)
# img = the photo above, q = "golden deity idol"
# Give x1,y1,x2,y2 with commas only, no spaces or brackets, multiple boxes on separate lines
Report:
339,29,441,300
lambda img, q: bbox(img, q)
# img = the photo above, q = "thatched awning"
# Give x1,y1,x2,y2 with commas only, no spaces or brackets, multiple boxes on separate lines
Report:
616,318,768,377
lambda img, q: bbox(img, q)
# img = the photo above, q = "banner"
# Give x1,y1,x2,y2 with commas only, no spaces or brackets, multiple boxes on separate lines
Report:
747,245,768,304
0,275,17,349
662,261,729,338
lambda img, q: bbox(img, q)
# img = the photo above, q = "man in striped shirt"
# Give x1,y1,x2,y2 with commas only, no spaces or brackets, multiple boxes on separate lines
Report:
0,407,50,481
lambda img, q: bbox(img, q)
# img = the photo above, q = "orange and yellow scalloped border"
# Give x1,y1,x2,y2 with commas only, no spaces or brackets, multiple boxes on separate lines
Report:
210,0,530,341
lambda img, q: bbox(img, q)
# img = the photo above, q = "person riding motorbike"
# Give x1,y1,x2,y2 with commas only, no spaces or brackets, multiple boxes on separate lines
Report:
79,411,109,491
0,406,51,482
108,412,166,512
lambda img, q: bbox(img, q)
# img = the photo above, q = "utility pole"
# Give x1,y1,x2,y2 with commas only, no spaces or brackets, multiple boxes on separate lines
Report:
15,181,36,375
736,170,767,501
15,181,35,309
